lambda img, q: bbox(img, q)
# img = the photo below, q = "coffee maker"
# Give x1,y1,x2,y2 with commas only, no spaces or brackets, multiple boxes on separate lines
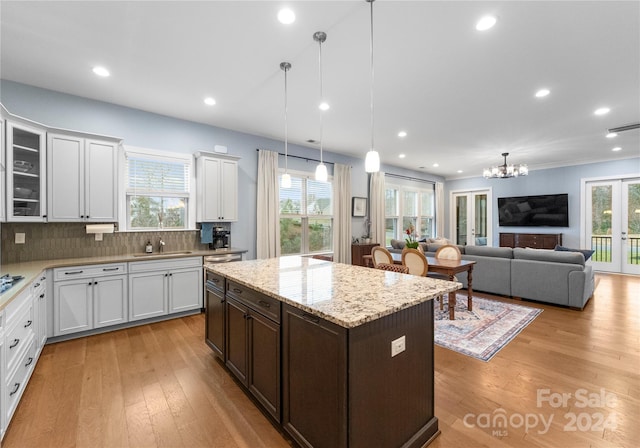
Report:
211,227,230,249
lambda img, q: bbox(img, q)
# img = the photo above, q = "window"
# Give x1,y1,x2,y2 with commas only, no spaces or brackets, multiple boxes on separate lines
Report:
385,183,435,246
124,148,193,230
279,171,333,255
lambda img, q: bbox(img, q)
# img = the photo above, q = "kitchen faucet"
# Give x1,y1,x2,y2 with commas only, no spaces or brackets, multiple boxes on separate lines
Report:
159,238,165,253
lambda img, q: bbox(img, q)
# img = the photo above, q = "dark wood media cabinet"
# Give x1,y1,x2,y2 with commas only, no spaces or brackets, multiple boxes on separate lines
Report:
499,232,562,249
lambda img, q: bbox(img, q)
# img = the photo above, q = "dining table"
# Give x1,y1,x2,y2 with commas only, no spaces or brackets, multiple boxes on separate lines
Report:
388,252,476,320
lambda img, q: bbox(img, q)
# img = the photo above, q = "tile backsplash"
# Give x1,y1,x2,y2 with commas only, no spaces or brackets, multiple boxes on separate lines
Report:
1,223,211,264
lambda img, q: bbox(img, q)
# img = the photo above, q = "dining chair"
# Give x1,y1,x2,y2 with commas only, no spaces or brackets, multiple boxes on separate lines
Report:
434,244,462,260
401,248,429,276
431,244,462,310
376,262,410,274
371,246,394,268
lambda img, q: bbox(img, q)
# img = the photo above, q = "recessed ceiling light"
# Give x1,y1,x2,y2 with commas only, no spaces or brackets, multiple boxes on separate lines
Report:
204,97,216,106
278,8,295,25
606,132,617,138
433,163,439,167
398,131,407,138
399,154,406,159
535,89,550,98
457,170,463,173
92,66,110,77
319,102,330,111
594,107,610,116
612,147,622,152
476,15,497,31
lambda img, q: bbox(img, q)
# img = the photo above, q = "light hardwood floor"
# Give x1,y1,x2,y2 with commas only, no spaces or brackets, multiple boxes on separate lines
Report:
3,273,638,448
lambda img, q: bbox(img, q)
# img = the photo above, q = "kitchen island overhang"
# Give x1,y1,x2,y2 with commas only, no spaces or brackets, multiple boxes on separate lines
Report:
206,256,461,448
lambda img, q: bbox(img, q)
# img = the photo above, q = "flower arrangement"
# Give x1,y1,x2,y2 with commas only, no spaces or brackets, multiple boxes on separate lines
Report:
405,224,419,249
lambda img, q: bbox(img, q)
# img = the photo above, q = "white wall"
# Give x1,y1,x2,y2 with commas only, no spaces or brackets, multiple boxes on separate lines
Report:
1,80,442,259
445,159,640,248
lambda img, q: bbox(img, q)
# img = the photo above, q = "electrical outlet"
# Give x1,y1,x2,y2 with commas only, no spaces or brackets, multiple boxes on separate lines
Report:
15,233,26,244
95,233,103,241
391,335,406,357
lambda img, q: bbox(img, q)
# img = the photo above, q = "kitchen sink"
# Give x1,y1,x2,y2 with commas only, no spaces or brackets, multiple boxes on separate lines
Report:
133,251,193,257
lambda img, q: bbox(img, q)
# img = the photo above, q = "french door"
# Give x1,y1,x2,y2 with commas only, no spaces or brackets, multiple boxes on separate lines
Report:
450,189,491,246
584,178,640,274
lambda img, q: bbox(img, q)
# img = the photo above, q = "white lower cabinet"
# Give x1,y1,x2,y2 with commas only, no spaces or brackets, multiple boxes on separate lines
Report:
2,281,40,439
52,263,127,336
128,256,202,322
32,273,47,353
128,271,168,321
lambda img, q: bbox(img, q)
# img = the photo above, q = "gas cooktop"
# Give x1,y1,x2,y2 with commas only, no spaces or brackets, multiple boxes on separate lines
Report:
0,274,24,294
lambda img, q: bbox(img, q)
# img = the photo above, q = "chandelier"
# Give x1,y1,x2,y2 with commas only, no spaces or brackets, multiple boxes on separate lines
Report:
483,153,528,179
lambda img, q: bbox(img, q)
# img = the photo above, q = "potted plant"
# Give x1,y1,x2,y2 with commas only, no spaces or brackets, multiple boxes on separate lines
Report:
405,224,419,249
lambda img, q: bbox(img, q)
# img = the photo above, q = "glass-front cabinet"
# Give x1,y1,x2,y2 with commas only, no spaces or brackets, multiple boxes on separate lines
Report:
6,121,47,221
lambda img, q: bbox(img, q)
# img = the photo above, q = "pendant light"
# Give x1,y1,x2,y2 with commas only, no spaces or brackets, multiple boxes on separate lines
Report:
313,31,328,182
364,0,380,173
280,61,292,188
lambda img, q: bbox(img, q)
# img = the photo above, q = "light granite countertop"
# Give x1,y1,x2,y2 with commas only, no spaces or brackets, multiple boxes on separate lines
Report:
207,256,462,328
0,248,247,311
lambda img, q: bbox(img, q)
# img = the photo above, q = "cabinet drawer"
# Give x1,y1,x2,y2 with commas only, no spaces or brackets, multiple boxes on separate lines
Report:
128,256,203,273
54,263,127,281
31,271,47,293
6,301,35,373
6,338,36,423
226,280,281,323
206,270,225,293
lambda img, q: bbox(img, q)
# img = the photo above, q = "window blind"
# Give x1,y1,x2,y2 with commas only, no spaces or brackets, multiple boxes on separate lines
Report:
126,154,190,196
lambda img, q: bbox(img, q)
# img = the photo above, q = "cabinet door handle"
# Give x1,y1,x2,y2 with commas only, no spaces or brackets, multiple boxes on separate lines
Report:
24,320,32,328
257,300,271,309
220,298,225,304
9,383,20,396
301,313,320,324
65,270,84,275
25,357,34,367
211,278,220,284
40,294,45,299
232,288,242,294
102,267,119,272
34,282,40,288
9,339,20,349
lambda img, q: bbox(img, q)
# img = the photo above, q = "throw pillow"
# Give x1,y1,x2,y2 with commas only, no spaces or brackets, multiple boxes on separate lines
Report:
554,245,595,261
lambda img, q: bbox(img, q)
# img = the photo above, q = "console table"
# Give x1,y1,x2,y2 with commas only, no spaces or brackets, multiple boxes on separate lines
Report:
499,232,562,249
351,242,379,266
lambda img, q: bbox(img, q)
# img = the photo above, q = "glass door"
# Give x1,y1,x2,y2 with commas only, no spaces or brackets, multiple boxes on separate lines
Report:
451,189,491,246
586,178,640,274
6,121,47,222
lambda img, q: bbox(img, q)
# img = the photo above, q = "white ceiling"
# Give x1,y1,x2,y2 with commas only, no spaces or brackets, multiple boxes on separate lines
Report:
1,1,638,179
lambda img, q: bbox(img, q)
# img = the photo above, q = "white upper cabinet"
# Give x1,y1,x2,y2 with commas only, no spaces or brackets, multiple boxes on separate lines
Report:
196,152,239,222
47,132,119,222
1,117,5,222
6,121,47,222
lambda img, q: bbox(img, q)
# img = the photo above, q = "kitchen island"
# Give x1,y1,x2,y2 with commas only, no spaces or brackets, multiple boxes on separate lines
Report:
206,256,461,448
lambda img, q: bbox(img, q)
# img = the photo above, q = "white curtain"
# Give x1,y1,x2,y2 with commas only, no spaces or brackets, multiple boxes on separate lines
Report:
436,181,445,238
256,150,280,259
332,163,352,263
369,171,386,246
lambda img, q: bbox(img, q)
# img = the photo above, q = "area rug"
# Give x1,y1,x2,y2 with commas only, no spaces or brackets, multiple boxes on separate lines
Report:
434,295,542,362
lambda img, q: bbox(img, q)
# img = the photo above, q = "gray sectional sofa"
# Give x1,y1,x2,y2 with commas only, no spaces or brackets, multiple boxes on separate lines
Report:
389,241,594,309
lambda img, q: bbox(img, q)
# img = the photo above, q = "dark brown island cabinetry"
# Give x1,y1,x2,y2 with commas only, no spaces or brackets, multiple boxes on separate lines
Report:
205,270,225,357
205,257,451,448
225,280,281,422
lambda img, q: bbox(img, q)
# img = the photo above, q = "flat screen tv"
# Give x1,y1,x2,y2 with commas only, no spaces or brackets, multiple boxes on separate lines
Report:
498,193,569,227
